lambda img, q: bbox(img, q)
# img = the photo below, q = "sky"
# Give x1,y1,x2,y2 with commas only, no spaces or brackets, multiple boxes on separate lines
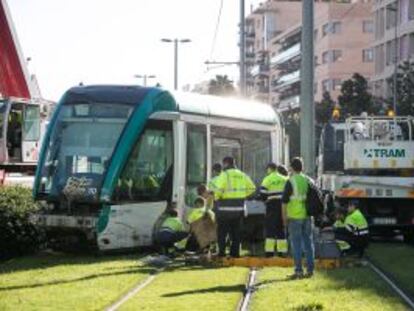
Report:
8,0,261,101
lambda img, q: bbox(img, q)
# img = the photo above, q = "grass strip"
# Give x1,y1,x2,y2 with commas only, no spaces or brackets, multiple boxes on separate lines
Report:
368,243,414,297
120,265,249,311
0,253,153,311
250,266,408,311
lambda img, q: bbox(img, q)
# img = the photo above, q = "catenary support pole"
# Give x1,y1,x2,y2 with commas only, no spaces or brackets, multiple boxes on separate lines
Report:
300,0,315,176
174,39,178,90
240,0,246,96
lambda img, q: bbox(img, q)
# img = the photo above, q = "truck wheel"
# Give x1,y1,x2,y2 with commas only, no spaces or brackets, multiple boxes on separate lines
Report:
403,229,414,244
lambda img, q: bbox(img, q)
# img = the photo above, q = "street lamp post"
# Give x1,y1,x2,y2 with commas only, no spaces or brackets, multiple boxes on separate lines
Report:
134,74,156,87
161,38,191,90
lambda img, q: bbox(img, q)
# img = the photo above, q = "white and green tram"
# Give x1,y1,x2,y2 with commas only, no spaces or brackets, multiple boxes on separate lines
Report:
33,85,287,251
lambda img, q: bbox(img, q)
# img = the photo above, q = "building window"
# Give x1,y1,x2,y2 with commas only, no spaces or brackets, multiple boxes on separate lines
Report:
322,23,329,37
332,21,341,34
333,79,342,90
386,4,397,29
322,51,329,64
322,80,331,93
386,40,392,65
322,21,341,37
400,35,409,60
363,20,374,33
363,48,374,62
401,0,409,24
332,50,342,62
410,0,414,20
314,29,318,40
322,50,343,64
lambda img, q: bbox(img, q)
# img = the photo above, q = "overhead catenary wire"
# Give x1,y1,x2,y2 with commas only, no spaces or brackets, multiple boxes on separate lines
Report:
209,0,224,60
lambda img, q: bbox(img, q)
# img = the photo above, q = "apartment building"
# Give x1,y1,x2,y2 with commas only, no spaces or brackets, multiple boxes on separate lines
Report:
372,0,414,100
245,1,302,102
245,0,374,112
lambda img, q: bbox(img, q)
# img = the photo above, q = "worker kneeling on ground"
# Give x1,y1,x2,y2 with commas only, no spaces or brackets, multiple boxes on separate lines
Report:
155,208,188,257
215,156,256,258
186,191,216,252
260,163,288,257
333,200,369,258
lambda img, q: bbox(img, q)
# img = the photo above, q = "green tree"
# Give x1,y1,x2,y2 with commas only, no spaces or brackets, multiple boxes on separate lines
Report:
316,91,335,125
338,73,377,116
208,75,235,96
388,60,414,115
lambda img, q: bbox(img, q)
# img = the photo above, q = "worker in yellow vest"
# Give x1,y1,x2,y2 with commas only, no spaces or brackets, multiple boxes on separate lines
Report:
186,196,215,252
208,163,222,194
156,209,188,256
260,162,288,257
282,157,314,279
214,156,256,258
334,200,369,258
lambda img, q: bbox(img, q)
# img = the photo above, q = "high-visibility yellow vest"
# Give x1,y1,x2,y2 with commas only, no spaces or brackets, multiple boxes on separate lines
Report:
345,209,369,236
334,220,345,228
214,168,256,201
161,217,185,232
287,173,309,220
208,175,220,192
261,171,288,200
187,207,215,224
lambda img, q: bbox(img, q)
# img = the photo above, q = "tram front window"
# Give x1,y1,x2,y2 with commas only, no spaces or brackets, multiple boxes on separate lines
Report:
114,120,173,203
38,102,133,202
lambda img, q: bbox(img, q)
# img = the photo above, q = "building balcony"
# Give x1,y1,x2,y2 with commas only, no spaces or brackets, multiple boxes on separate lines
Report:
245,52,255,59
246,32,255,42
271,43,301,66
277,95,300,112
256,85,269,93
272,70,300,91
251,64,270,77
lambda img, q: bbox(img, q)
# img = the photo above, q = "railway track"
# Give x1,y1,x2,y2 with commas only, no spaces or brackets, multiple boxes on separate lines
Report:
367,259,414,310
236,268,259,311
102,253,414,311
104,254,166,311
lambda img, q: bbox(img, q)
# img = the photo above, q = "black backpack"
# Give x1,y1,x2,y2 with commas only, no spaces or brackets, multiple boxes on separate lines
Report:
306,178,324,217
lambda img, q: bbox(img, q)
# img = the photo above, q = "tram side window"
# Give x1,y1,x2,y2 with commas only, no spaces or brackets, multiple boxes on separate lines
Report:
211,126,271,185
185,124,207,206
243,131,271,184
114,120,173,203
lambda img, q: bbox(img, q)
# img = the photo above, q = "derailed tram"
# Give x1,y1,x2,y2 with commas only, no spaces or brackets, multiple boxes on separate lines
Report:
33,85,287,251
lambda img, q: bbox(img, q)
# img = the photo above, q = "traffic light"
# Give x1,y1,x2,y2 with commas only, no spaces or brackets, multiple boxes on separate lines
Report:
387,109,395,117
332,106,340,120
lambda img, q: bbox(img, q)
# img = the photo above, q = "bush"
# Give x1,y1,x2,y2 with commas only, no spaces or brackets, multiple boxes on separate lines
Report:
0,185,44,260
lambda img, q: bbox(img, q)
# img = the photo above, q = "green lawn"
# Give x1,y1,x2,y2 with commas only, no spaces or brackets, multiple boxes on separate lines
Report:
2,246,412,311
0,253,153,311
250,266,408,311
368,243,414,297
120,265,249,311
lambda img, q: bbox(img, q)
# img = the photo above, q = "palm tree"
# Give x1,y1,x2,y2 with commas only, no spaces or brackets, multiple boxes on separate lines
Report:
208,75,235,96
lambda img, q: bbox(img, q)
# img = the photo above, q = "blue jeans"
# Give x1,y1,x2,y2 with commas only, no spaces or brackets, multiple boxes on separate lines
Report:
288,218,315,274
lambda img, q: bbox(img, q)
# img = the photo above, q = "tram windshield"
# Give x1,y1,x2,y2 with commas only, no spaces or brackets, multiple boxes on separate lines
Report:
37,102,133,202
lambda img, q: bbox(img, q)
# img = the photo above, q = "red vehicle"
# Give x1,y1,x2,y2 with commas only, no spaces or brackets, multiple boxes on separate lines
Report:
0,0,48,185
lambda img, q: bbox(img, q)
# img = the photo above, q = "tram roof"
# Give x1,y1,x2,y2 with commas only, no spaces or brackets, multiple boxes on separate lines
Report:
173,91,279,124
64,85,279,124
